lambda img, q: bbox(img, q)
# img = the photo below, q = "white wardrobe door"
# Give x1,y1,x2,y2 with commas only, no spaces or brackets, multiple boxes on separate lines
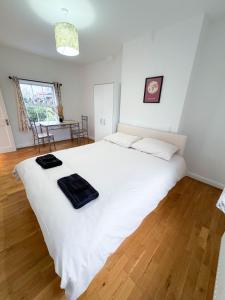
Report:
94,84,104,141
101,83,114,137
94,83,114,141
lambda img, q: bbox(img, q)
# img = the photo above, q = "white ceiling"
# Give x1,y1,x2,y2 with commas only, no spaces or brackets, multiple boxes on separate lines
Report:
0,0,225,64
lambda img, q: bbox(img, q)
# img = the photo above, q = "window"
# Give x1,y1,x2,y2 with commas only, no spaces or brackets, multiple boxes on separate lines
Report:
19,81,58,123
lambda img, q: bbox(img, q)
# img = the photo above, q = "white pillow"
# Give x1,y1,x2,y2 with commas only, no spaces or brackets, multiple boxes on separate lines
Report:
104,132,141,148
131,137,178,160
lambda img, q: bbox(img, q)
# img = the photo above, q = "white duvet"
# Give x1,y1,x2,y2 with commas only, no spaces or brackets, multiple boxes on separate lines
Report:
15,140,186,300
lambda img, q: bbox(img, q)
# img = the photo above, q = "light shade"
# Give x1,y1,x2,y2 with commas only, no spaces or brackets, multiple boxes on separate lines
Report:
54,22,79,56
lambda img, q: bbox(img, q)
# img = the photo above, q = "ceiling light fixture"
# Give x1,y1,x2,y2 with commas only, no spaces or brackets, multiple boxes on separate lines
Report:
54,8,79,56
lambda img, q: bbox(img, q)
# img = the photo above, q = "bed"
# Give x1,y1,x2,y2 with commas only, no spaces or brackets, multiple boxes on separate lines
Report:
15,123,187,300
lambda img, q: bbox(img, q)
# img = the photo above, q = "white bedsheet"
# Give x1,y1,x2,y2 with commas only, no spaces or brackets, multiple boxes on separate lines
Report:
15,141,186,299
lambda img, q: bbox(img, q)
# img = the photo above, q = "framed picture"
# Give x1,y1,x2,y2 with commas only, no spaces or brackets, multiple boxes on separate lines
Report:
143,76,164,103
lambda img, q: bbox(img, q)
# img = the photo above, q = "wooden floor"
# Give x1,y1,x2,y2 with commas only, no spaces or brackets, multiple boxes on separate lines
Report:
0,140,225,300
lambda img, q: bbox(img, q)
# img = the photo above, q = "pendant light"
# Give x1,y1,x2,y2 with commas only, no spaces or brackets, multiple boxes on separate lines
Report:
54,8,79,56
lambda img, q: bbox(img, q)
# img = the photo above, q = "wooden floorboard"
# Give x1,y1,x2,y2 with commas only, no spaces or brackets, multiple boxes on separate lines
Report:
0,139,224,300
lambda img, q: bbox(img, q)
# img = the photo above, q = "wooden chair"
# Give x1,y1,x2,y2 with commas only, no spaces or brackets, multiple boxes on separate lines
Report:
29,120,56,153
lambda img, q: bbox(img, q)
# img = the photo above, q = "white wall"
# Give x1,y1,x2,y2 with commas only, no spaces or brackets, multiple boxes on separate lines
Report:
80,54,122,138
0,44,121,147
179,18,225,188
0,15,223,189
120,15,204,132
0,44,82,148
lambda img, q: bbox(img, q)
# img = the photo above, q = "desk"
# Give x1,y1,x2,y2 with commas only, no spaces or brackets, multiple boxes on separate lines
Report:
39,120,79,140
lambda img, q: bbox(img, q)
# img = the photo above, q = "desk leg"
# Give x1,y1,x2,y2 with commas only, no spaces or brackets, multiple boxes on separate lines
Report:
40,125,44,146
46,126,51,152
70,125,73,140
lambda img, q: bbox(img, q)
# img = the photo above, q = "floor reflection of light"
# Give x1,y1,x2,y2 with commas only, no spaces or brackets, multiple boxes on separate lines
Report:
28,0,95,29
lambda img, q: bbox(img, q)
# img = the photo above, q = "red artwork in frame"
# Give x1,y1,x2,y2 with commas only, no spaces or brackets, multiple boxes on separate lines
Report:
143,76,164,103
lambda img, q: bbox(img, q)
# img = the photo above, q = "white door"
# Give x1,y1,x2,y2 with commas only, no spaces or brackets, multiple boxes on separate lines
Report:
0,89,16,153
94,84,105,141
94,83,114,141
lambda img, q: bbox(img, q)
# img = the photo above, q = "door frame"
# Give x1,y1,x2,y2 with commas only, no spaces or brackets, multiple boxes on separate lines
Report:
0,89,16,153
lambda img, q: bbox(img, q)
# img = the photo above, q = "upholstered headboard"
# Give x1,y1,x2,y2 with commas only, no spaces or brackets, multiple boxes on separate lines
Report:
117,123,187,156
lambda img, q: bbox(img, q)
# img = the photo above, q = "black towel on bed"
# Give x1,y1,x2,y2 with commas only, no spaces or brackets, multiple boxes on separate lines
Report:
57,173,99,209
36,154,62,169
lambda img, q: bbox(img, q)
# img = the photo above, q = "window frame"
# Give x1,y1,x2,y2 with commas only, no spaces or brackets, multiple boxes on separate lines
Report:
19,80,59,124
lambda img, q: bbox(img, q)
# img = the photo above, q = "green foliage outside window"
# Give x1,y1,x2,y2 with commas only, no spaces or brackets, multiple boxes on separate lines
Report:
26,105,57,122
20,83,58,123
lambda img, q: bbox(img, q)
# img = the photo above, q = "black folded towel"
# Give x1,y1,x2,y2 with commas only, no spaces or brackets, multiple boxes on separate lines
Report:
36,154,62,169
57,173,99,209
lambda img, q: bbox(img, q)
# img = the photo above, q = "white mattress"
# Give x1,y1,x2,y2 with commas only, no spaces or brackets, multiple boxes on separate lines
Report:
15,140,186,299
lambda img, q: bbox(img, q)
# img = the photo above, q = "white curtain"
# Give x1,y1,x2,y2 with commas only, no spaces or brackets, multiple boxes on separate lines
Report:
11,76,30,131
53,82,63,118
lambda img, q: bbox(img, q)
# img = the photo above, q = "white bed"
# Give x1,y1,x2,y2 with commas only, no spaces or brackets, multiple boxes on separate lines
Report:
15,123,187,300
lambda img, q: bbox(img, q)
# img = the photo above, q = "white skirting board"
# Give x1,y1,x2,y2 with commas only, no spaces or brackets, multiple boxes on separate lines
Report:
16,136,70,149
16,136,94,149
188,171,224,189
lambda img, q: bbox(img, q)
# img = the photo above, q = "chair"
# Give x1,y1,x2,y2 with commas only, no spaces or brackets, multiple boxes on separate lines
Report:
71,116,89,144
81,115,88,140
29,120,56,153
71,122,81,144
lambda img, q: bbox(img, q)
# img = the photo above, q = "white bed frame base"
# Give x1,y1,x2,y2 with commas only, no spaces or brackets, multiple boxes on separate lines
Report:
214,232,225,300
117,123,187,156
